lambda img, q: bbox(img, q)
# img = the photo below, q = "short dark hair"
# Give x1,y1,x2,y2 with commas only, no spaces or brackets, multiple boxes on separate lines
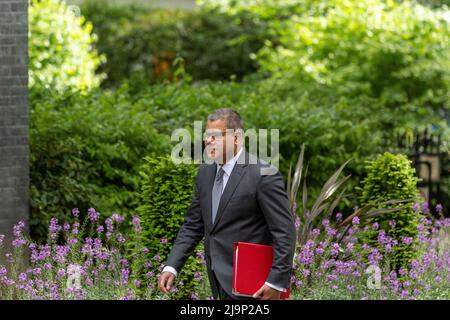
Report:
207,108,244,131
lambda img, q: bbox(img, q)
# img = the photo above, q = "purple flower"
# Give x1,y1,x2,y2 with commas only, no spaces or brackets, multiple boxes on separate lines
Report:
120,259,129,268
377,230,389,245
12,238,26,247
194,272,203,280
132,216,142,234
88,208,99,222
297,240,315,265
154,255,161,262
97,225,104,234
401,237,413,245
311,228,320,237
160,238,168,245
389,220,396,228
331,243,340,258
372,222,379,230
142,247,149,254
32,268,42,275
72,222,80,235
315,247,324,255
111,213,124,223
352,216,360,225
422,202,429,214
191,293,199,300
346,243,354,252
49,218,61,239
146,271,154,278
410,260,420,269
72,208,80,218
336,212,343,221
121,268,129,285
435,204,443,213
326,227,337,238
18,272,27,282
400,290,409,299
57,269,65,278
412,203,420,212
134,280,141,288
13,221,25,238
368,248,382,265
294,215,301,229
105,218,113,233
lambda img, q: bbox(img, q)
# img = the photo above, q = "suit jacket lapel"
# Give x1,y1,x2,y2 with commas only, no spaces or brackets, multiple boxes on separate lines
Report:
211,151,248,232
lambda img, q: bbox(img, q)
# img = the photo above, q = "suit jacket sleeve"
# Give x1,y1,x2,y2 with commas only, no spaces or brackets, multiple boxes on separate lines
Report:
165,168,204,273
256,169,296,288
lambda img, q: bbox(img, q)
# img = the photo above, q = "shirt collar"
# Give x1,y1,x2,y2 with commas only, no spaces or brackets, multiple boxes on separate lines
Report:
217,147,243,177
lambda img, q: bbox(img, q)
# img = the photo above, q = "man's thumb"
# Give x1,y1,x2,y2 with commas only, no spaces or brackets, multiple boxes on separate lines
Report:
166,275,174,290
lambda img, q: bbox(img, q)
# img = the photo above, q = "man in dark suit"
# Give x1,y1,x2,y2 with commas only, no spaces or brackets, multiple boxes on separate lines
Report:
158,108,296,300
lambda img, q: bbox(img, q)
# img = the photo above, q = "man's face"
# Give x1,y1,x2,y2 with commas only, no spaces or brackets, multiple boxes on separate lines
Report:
204,120,236,164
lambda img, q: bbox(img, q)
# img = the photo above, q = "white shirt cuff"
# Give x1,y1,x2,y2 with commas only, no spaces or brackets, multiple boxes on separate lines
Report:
265,281,285,292
162,266,178,277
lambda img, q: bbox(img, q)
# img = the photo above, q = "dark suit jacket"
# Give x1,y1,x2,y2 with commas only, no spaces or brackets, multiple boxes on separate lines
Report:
165,150,296,298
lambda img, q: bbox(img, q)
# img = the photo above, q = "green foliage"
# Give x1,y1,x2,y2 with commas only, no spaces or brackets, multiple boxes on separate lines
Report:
80,0,271,86
257,0,450,117
357,152,423,269
29,0,105,92
80,0,185,86
137,155,204,299
95,75,405,213
29,86,169,241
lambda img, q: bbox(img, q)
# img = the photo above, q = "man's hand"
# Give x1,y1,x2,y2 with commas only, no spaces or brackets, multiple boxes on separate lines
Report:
252,284,282,300
158,271,176,294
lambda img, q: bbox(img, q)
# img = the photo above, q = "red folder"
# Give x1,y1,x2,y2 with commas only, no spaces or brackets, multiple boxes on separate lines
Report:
232,242,290,299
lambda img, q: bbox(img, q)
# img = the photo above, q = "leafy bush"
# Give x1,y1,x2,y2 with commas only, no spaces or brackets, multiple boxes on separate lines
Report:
256,0,450,118
29,86,169,241
80,0,272,86
29,0,105,92
357,152,423,269
137,155,207,299
80,0,186,87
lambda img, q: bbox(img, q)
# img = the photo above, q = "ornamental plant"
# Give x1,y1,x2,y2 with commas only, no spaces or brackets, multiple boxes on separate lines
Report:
0,208,210,300
136,155,207,299
290,203,449,299
29,0,105,93
357,152,423,269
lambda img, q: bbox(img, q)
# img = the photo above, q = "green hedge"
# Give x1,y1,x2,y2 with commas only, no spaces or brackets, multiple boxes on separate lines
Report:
29,86,169,241
256,0,450,117
137,155,205,299
357,152,423,269
80,0,272,86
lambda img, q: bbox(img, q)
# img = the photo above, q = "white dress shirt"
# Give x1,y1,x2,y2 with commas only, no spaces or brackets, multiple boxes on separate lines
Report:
163,147,285,293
